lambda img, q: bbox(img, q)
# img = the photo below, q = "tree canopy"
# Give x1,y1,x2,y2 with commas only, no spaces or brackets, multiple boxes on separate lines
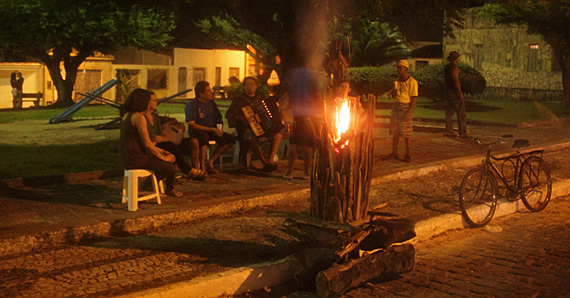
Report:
0,0,175,107
182,0,472,86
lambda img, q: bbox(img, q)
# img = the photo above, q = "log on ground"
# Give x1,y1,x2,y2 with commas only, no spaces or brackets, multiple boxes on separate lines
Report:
315,243,415,298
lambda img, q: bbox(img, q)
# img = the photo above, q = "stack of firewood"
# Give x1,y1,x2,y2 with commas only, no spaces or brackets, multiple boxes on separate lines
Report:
277,94,416,297
310,95,376,222
278,208,416,298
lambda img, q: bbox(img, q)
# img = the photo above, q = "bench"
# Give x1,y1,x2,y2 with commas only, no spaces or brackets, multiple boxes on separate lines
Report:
21,92,43,107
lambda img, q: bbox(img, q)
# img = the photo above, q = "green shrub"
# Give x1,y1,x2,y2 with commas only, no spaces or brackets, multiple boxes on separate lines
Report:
345,66,397,96
414,62,486,100
224,82,271,99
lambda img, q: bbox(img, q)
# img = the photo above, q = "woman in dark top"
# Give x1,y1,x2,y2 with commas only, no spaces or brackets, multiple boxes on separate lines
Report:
118,88,182,197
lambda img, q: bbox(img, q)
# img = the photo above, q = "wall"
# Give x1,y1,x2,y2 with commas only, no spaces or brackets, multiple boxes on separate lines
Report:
174,48,248,97
444,7,562,92
114,46,172,65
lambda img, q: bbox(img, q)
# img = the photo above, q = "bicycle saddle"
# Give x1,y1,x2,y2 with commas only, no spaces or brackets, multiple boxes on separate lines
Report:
512,139,530,148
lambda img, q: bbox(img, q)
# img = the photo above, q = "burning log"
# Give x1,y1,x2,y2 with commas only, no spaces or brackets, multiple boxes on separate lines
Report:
311,94,376,222
277,211,416,295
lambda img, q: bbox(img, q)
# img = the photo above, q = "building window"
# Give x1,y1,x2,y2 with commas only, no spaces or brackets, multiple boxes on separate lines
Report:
474,44,483,69
215,67,222,87
551,48,562,72
147,69,168,90
178,67,188,94
229,67,240,80
75,69,102,102
528,44,539,72
415,60,428,70
192,68,206,86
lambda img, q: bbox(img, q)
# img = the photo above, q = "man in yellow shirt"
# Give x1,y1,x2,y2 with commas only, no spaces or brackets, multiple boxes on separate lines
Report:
389,59,418,163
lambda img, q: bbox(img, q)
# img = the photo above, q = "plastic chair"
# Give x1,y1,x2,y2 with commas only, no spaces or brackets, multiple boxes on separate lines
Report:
122,169,163,211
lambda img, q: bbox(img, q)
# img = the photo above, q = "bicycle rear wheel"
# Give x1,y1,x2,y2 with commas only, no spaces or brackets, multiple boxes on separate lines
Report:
519,156,552,212
459,168,498,228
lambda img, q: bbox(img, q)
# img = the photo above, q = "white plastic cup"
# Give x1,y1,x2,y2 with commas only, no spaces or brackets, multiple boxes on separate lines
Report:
393,81,399,90
217,124,223,131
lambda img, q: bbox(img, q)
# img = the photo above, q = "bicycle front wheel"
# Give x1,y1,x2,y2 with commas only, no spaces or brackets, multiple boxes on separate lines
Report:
459,168,498,228
519,156,552,212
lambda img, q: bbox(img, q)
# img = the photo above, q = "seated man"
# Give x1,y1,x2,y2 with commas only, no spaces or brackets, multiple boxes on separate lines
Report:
185,81,235,174
146,112,206,180
226,77,283,172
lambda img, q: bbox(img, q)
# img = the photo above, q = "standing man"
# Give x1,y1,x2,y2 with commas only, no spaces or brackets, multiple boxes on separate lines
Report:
11,71,24,109
185,81,235,174
225,77,283,172
389,59,418,163
444,51,468,138
282,66,322,179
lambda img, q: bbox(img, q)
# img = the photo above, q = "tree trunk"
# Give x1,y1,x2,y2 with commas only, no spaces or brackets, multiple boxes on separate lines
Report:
41,47,91,108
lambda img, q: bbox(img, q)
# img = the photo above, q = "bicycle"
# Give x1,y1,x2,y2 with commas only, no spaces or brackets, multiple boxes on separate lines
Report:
459,135,552,228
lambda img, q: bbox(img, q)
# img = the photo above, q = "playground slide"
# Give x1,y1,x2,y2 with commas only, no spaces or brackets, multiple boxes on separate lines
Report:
49,79,118,124
158,88,193,104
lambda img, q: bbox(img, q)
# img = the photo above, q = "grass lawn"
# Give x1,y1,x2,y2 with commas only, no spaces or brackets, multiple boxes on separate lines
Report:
375,97,570,124
0,141,118,179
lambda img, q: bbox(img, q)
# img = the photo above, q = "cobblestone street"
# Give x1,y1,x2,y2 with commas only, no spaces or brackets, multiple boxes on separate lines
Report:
342,195,570,298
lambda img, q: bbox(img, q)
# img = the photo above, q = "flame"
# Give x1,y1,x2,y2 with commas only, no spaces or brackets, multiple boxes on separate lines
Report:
334,98,351,144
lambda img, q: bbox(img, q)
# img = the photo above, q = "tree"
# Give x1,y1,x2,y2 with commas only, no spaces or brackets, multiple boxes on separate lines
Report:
196,16,278,84
0,0,175,107
480,1,570,108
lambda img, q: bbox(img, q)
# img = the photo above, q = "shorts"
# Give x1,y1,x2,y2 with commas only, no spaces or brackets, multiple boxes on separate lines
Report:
290,116,318,147
189,129,236,147
390,102,412,139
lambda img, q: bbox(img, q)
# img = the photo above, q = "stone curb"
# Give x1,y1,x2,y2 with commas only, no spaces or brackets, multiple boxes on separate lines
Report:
0,169,122,189
115,256,303,298
0,186,309,257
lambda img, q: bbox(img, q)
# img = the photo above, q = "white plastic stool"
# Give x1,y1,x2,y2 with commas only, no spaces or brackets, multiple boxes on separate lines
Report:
122,169,163,211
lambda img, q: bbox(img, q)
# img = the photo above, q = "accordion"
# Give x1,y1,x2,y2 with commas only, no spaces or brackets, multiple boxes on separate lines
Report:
242,98,284,136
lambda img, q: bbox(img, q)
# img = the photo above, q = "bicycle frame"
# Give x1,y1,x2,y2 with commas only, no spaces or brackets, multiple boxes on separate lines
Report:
482,146,544,197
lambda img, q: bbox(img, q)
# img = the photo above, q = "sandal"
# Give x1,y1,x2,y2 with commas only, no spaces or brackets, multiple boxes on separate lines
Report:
166,189,183,197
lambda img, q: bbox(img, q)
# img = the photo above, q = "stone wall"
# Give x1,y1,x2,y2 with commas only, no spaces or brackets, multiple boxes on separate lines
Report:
444,8,562,92
469,87,563,101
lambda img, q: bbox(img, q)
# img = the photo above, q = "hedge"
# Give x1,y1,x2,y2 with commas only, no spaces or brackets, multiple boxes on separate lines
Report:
345,63,486,100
